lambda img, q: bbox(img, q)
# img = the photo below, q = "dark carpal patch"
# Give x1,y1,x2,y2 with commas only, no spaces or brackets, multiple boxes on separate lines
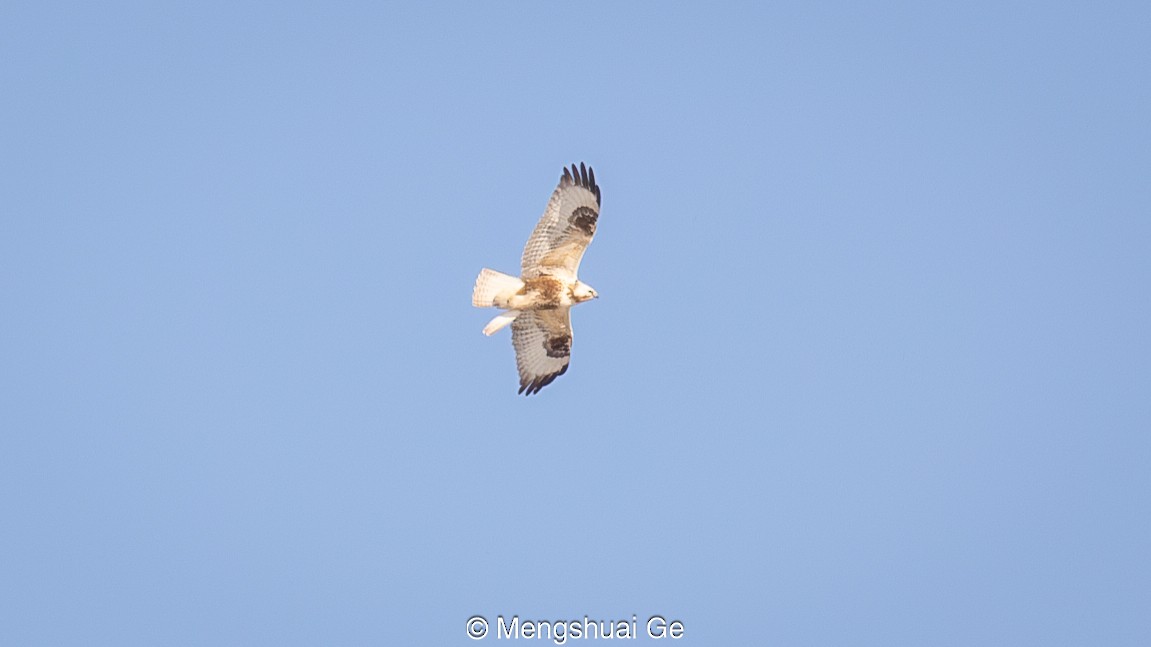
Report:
570,206,598,236
545,334,572,358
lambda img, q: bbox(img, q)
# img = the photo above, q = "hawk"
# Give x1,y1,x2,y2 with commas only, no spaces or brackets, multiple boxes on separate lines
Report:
472,162,601,395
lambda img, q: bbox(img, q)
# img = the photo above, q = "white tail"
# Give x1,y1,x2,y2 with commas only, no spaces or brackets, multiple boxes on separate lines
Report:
482,310,520,336
472,268,523,308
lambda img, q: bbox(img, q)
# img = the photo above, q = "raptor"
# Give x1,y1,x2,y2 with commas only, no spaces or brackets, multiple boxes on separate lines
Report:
472,162,601,395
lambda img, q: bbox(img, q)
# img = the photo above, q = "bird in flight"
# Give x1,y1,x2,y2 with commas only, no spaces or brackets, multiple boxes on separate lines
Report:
472,162,601,395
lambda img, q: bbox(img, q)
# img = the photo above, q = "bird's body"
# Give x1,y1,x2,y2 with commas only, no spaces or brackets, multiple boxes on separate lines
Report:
472,163,601,395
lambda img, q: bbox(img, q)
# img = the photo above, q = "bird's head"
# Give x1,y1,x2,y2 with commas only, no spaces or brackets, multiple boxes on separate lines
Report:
572,281,598,303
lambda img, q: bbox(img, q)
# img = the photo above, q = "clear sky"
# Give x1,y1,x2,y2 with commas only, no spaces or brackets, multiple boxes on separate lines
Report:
2,1,1149,645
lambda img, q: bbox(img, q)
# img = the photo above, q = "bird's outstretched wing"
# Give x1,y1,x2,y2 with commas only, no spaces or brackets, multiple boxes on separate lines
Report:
511,309,573,395
521,162,601,279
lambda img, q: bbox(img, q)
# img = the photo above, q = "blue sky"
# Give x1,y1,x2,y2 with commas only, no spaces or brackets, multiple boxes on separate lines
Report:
2,1,1149,644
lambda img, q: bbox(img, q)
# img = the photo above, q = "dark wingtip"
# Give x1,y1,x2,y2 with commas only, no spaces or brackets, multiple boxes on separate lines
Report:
518,364,569,396
567,161,601,207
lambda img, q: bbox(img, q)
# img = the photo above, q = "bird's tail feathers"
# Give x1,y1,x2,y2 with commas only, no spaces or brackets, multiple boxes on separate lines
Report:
482,310,520,336
472,268,523,308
